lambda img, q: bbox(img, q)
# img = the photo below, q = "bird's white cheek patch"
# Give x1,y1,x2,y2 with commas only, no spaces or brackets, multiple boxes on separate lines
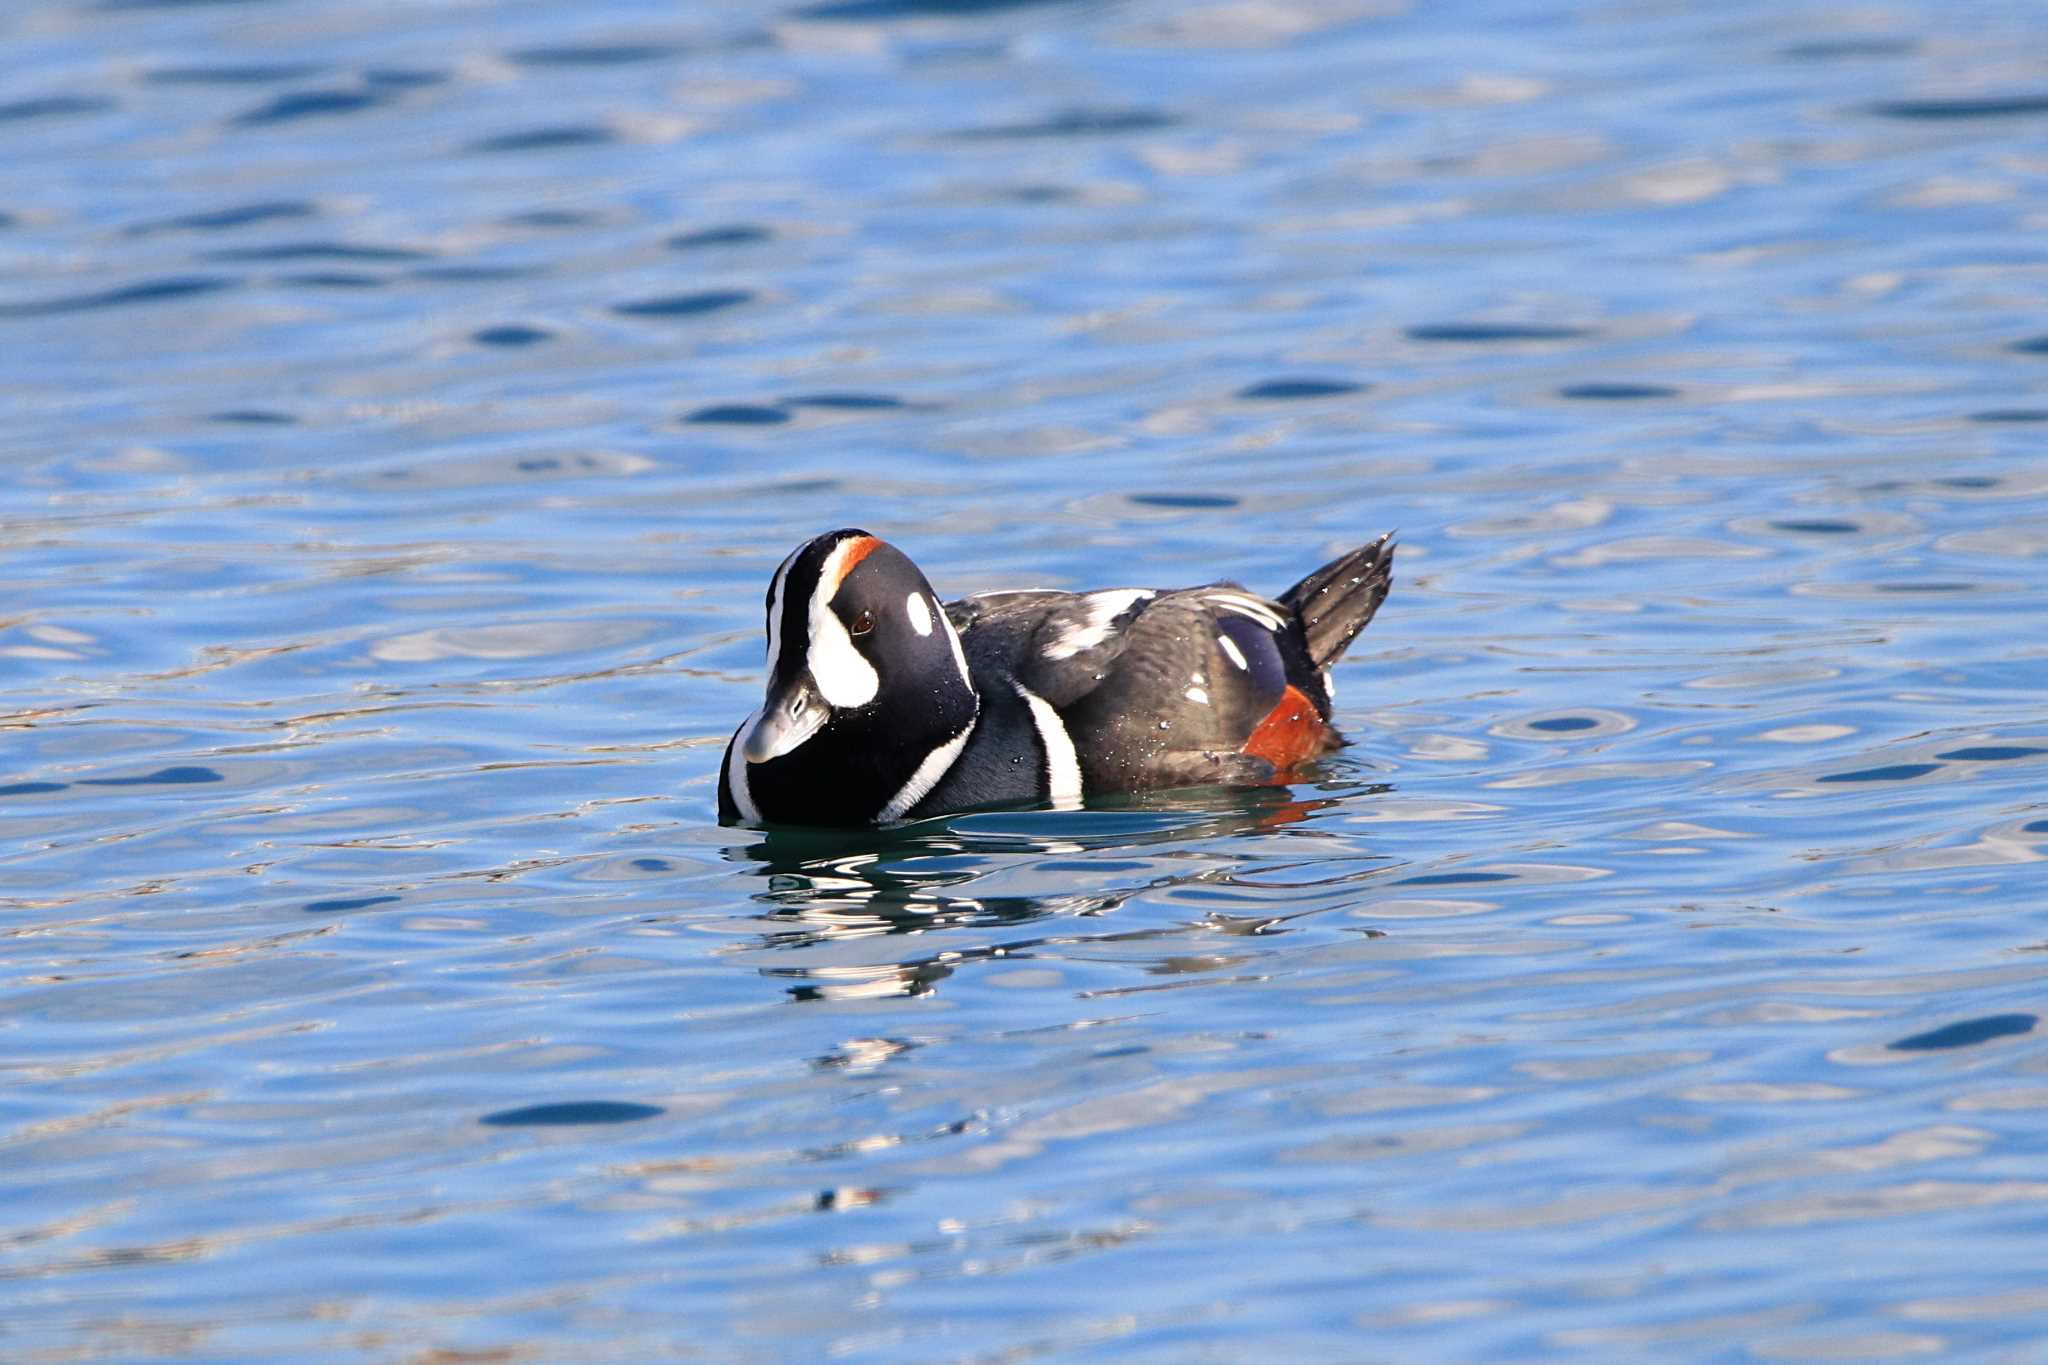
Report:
906,592,933,636
808,610,878,707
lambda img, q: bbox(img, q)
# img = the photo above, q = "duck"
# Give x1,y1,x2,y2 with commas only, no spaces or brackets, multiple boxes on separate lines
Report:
718,529,1394,826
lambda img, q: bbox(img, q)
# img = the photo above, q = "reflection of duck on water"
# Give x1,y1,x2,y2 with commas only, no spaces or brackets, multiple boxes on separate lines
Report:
723,784,1383,1001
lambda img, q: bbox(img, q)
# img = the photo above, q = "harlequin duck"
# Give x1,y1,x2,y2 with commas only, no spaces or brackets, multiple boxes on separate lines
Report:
718,529,1395,826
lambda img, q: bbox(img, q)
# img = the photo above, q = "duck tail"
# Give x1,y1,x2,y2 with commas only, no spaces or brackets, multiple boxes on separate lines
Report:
1278,532,1396,670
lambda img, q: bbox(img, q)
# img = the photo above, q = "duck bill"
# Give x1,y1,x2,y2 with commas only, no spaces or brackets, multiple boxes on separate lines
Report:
742,677,829,763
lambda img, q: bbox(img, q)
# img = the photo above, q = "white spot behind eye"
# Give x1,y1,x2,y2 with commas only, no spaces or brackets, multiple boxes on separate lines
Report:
906,592,932,636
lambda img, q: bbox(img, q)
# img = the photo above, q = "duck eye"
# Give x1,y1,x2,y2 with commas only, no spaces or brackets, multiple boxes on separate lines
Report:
850,609,876,638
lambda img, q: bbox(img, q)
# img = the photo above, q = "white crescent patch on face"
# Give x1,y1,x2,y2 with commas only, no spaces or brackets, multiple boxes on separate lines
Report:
906,591,933,636
807,537,880,708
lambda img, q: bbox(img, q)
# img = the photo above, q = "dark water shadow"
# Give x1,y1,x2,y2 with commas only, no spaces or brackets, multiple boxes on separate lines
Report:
145,63,325,86
3,765,225,798
613,289,753,318
782,392,908,411
481,1101,664,1127
1816,762,1942,784
506,43,684,68
127,201,317,235
801,0,1082,16
1238,377,1367,401
686,403,788,425
1771,519,1860,534
79,765,225,787
1781,38,1916,60
473,324,552,347
670,225,772,250
208,242,430,263
1889,1014,2036,1052
232,89,393,127
104,0,291,9
1869,96,2048,121
1406,322,1592,343
0,95,116,123
1557,381,1681,400
304,894,401,915
954,107,1178,140
468,126,618,154
0,276,237,319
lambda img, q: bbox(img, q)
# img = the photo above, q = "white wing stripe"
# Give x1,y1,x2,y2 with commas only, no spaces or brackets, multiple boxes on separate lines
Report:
1205,591,1286,631
1042,588,1155,661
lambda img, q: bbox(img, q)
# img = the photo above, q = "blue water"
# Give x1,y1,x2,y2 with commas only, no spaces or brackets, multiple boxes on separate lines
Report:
5,0,2048,1357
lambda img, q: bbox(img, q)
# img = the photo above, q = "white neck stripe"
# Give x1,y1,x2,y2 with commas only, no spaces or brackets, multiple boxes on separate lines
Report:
878,713,975,822
939,599,972,690
725,710,763,823
764,545,799,670
1013,683,1082,809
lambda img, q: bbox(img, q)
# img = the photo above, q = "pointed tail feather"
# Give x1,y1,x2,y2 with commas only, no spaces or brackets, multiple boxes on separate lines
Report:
1278,533,1395,670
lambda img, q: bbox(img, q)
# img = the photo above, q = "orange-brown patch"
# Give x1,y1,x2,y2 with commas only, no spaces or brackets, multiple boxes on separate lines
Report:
830,535,882,591
1242,684,1328,772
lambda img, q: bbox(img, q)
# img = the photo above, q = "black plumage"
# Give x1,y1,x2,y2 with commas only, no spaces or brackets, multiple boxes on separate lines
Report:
719,531,1395,826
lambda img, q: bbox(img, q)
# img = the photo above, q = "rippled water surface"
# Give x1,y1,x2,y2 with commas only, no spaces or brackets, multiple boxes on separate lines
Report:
6,0,2048,1358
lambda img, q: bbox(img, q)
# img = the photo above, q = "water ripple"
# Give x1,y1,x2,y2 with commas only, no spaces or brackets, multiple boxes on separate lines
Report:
7,0,2048,1356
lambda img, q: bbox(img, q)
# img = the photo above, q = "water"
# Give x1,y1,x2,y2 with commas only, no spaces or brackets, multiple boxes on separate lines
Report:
5,0,2047,1357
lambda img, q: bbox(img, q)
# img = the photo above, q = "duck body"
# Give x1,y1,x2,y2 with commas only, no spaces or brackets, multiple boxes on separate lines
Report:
719,530,1394,827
